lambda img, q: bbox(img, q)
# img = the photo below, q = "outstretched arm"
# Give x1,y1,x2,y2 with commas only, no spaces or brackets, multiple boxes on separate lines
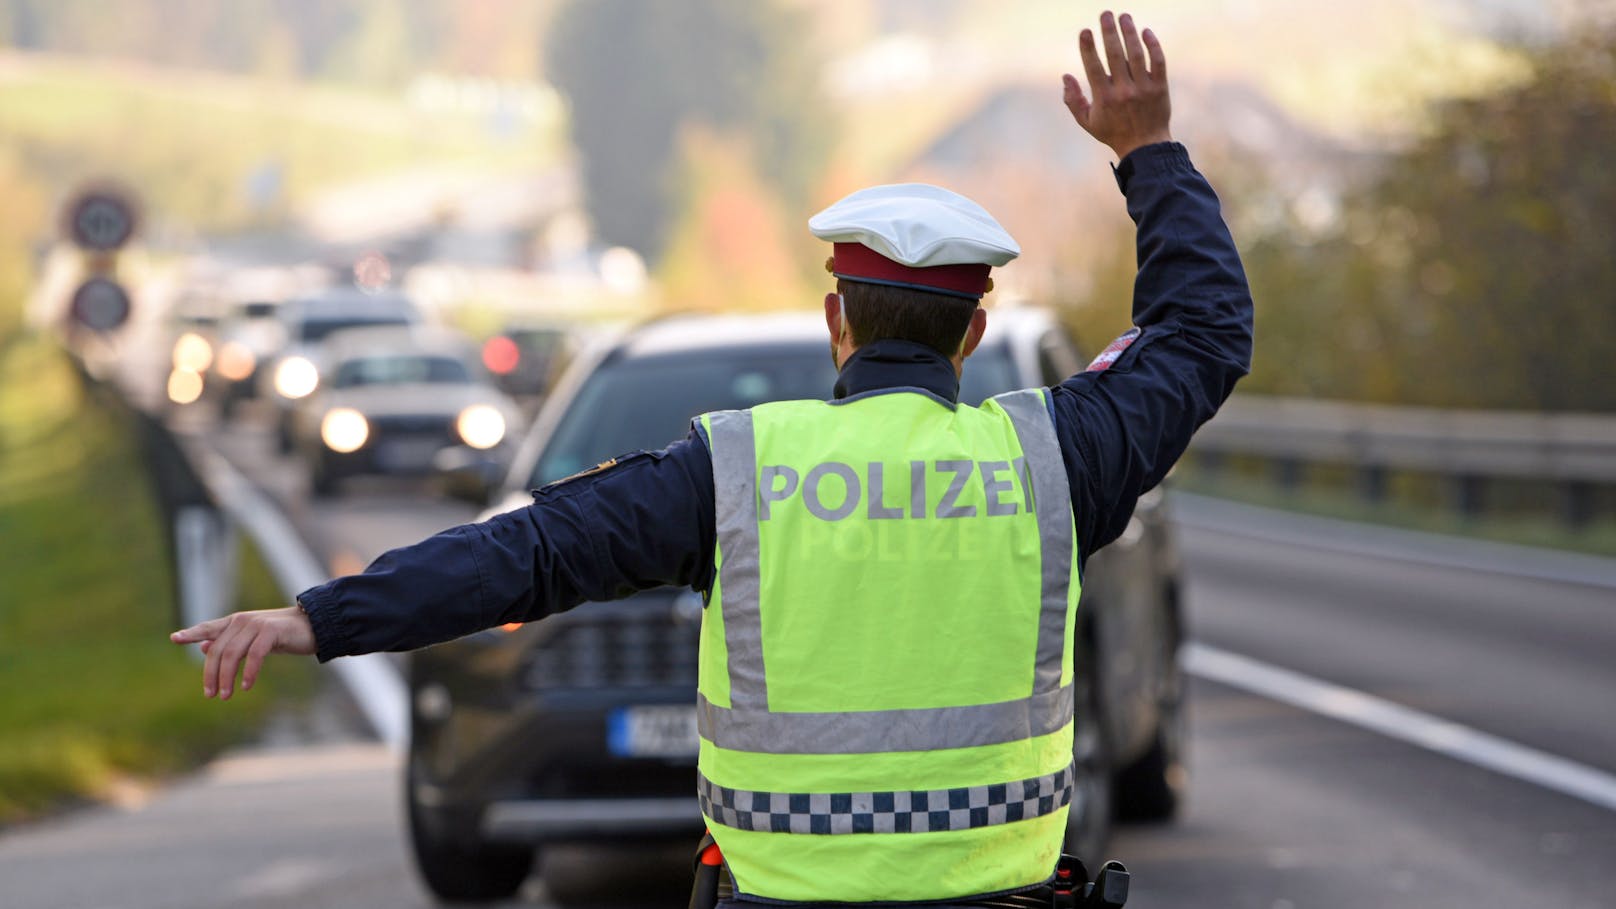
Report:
173,429,719,700
1050,11,1254,559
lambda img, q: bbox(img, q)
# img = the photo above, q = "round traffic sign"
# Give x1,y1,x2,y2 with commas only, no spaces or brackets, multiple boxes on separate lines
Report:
70,277,132,332
65,189,138,252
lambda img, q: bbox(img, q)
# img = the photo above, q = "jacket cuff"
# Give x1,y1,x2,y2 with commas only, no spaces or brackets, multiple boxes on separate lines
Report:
1112,141,1192,194
296,583,353,664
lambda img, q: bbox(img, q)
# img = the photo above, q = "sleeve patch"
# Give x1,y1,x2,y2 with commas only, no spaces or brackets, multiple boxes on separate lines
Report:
535,456,623,495
1085,327,1142,373
532,449,668,498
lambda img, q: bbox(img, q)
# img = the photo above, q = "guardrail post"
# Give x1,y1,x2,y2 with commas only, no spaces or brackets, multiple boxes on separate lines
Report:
1455,474,1487,521
1273,457,1302,494
1562,481,1595,530
1358,464,1387,504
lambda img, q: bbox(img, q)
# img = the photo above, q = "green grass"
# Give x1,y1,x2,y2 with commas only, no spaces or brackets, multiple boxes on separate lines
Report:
1173,459,1616,558
0,336,311,825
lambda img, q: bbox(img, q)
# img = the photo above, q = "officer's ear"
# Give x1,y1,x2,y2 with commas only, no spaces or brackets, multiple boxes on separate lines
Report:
959,307,988,359
824,292,846,342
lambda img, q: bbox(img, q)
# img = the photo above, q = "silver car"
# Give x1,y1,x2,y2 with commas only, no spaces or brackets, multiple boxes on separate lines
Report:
260,288,423,452
290,325,521,497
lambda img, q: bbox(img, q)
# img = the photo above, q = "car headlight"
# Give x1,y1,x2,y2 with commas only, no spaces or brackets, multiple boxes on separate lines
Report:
171,332,213,373
320,408,369,453
456,404,506,450
274,356,319,399
167,368,204,405
215,341,256,381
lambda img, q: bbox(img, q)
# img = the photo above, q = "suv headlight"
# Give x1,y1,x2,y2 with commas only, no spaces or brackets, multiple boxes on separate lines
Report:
274,356,319,399
320,408,369,453
456,404,506,450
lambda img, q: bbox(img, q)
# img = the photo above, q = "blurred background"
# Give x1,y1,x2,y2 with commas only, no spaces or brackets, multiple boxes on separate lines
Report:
1,2,1614,908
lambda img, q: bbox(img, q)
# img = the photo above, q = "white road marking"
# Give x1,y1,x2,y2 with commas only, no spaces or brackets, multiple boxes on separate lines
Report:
1186,643,1616,814
231,857,341,899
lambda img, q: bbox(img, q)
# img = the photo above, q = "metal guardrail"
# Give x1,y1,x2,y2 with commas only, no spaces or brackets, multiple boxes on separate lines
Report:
1195,396,1616,482
1189,395,1616,523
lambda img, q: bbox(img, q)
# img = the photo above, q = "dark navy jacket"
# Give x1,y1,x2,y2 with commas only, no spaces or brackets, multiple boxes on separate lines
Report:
298,143,1253,662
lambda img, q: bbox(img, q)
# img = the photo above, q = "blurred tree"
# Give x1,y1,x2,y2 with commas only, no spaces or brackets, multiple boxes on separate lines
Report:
1237,24,1616,411
545,0,828,261
657,127,812,313
0,0,554,85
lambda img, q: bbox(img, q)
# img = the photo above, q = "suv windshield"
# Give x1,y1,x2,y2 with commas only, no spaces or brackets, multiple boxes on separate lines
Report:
529,342,1021,486
333,355,470,388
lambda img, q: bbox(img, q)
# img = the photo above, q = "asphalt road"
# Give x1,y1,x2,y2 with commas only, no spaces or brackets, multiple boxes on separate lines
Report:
2,411,1612,908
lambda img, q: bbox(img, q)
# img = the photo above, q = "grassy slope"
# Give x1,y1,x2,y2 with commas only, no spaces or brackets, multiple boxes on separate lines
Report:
0,336,309,824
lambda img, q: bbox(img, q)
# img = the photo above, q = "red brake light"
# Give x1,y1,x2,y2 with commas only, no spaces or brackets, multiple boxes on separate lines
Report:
483,336,520,375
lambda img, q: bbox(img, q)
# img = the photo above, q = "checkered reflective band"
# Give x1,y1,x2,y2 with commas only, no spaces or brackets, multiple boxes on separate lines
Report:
698,763,1074,835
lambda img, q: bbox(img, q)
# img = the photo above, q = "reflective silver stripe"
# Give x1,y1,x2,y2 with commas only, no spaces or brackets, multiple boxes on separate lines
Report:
707,410,768,709
698,762,1074,834
993,388,1074,694
697,683,1073,755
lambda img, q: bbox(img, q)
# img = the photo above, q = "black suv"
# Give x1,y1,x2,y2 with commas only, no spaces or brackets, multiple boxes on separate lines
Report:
405,311,1184,903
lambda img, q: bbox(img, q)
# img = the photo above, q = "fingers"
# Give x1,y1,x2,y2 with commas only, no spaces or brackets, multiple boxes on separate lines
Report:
213,622,259,701
1099,11,1131,82
1120,14,1148,80
202,615,256,699
1062,73,1091,126
1143,28,1166,83
240,632,277,693
201,616,231,697
1078,27,1109,90
171,615,228,645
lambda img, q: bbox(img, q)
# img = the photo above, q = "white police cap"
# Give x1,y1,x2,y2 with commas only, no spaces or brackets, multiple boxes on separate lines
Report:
809,183,1019,300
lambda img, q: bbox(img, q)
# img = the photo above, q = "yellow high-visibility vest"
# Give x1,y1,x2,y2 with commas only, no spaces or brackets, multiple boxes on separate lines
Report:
697,386,1081,902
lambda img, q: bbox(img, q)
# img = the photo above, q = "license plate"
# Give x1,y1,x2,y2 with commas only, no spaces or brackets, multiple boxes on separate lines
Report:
374,437,443,470
608,705,699,758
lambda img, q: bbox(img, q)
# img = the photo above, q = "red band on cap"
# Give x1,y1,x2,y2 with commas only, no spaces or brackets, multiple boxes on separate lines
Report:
832,243,992,299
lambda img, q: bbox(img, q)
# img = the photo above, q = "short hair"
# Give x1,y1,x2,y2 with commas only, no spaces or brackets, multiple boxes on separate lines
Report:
838,279,978,356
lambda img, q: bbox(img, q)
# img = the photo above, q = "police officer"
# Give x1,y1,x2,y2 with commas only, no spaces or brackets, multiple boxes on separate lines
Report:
174,10,1250,905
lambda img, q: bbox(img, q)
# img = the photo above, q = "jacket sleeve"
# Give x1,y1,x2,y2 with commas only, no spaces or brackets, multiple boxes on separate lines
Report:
296,428,718,662
1050,142,1254,562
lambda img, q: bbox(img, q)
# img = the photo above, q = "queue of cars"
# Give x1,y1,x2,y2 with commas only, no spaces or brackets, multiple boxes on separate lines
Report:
402,310,1186,903
163,280,540,500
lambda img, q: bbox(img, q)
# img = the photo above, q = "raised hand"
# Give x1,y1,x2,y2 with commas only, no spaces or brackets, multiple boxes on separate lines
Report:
171,606,317,700
1062,11,1172,161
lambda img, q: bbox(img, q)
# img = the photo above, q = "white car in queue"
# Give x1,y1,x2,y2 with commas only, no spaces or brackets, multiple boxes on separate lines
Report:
260,288,423,452
290,325,522,497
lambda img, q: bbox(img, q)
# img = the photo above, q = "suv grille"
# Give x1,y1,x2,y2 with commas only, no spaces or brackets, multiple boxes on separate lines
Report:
519,599,700,691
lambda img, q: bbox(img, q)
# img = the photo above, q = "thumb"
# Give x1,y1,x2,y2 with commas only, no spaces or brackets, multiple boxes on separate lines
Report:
1062,73,1091,126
